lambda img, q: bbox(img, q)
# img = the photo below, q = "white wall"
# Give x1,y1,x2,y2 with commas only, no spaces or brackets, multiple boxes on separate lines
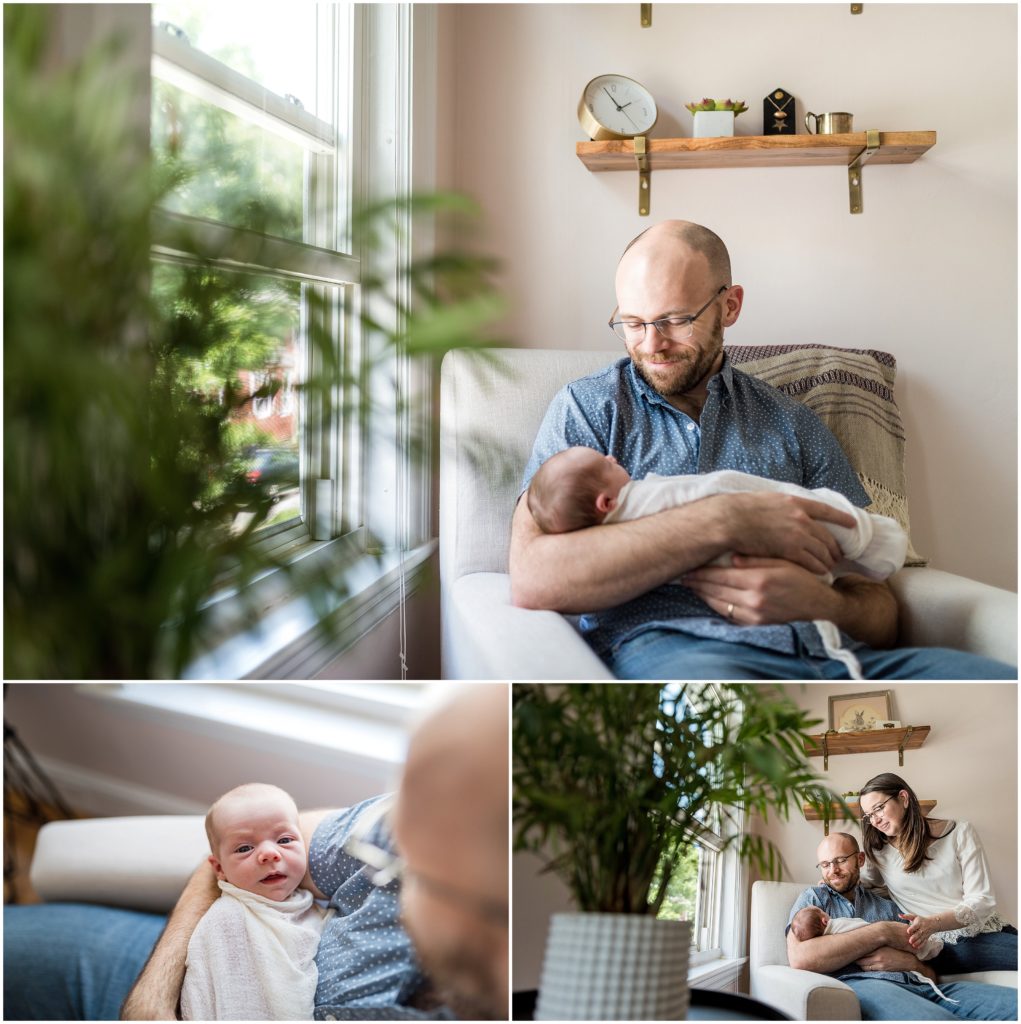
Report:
447,3,1018,591
751,683,1018,925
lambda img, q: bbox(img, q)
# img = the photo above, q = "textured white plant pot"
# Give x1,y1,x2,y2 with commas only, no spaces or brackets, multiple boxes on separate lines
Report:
693,110,735,138
535,913,692,1020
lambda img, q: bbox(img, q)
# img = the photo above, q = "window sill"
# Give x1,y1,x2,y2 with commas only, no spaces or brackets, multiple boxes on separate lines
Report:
689,956,747,992
181,538,436,679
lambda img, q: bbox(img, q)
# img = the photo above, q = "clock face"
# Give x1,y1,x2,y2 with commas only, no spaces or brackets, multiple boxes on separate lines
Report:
579,74,658,140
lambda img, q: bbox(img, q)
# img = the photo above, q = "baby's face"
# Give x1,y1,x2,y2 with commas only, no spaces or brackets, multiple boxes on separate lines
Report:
209,793,306,901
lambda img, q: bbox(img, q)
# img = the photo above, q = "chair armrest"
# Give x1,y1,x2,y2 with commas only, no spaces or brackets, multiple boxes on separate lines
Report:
31,815,208,913
442,572,614,680
750,964,860,1021
889,567,1017,665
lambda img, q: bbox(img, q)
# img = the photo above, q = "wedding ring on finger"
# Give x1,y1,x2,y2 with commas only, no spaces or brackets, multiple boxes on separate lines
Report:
726,602,735,621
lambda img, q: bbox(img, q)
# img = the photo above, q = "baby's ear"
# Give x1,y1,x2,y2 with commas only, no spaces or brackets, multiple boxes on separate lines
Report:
208,854,226,881
595,492,617,514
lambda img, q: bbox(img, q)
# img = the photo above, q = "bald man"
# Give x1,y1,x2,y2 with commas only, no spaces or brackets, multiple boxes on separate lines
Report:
392,684,509,1020
510,219,1014,680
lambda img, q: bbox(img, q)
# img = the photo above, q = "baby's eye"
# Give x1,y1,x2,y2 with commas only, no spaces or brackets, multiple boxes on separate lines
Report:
278,836,295,845
235,844,253,854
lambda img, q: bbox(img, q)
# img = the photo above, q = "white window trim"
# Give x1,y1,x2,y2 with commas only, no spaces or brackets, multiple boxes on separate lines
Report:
147,4,439,678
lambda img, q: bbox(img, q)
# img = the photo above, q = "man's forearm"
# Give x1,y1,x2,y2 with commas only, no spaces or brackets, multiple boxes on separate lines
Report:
830,576,898,649
787,921,909,974
510,496,728,612
120,861,218,1020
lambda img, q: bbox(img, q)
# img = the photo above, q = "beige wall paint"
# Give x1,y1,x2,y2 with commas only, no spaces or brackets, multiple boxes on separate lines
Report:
448,3,1018,591
751,683,1017,925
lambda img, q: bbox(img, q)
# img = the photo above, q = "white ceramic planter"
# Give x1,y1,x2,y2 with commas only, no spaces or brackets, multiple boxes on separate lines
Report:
693,110,735,138
535,912,692,1020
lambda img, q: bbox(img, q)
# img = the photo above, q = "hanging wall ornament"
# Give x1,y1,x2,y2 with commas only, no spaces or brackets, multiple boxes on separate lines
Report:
764,87,795,135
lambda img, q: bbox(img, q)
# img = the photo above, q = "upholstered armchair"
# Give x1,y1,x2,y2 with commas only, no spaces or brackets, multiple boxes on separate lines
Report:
439,346,1017,679
749,880,1018,1020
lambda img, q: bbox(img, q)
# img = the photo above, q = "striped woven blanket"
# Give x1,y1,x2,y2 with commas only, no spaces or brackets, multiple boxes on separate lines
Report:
725,343,926,566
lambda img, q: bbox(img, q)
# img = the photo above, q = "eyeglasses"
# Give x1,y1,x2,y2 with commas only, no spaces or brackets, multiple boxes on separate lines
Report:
609,284,728,344
815,853,857,872
342,794,508,929
860,794,895,825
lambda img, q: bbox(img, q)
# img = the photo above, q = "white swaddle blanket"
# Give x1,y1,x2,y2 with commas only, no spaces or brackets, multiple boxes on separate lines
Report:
605,469,910,680
181,881,327,1021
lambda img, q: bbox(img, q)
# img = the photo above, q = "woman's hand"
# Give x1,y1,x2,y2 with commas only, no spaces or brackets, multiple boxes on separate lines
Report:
900,913,939,949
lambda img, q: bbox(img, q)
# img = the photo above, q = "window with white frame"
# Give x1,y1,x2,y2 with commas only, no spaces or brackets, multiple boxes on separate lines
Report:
145,4,434,676
656,685,727,959
150,2,352,545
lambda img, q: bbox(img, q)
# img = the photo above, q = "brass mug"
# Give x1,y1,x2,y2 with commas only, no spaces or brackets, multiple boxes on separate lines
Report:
804,111,853,134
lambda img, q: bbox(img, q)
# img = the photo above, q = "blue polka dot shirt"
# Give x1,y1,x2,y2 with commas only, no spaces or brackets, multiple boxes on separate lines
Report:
310,795,453,1021
521,355,871,660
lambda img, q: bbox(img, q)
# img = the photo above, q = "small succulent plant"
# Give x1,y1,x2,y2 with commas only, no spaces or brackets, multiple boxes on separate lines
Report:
685,97,749,116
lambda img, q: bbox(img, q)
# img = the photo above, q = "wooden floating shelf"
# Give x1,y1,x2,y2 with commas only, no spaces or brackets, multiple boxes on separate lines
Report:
804,725,930,758
576,132,936,171
803,799,937,822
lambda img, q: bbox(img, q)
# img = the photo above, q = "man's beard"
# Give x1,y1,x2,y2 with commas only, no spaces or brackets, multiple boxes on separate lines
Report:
826,867,861,894
630,310,724,399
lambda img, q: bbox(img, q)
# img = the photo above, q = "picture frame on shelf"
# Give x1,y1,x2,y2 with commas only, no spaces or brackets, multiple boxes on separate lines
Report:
829,690,894,732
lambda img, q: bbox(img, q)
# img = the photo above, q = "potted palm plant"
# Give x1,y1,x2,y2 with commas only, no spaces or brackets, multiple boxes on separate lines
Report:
513,683,843,1020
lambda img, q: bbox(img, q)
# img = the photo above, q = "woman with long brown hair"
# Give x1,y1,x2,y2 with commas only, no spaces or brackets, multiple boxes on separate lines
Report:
858,772,1017,974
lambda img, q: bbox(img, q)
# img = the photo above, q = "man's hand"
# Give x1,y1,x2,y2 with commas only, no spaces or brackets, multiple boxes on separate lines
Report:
683,556,898,648
857,946,936,980
682,556,839,625
711,492,854,576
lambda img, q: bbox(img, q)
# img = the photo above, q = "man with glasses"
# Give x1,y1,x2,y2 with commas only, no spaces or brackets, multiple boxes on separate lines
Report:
510,219,1015,679
786,832,1017,1019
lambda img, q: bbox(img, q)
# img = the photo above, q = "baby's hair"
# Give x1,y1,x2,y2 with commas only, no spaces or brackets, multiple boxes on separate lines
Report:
792,906,827,940
528,448,606,534
205,782,298,851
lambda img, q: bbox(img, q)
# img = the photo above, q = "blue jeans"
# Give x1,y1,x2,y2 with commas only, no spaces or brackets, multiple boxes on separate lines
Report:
846,977,1018,1020
605,629,1017,679
3,903,166,1020
931,928,1019,974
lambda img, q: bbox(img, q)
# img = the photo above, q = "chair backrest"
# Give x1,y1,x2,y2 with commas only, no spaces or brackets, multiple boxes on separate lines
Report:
439,344,920,588
750,879,811,971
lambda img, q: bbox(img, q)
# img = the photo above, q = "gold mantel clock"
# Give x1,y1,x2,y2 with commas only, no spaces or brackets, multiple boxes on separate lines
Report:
578,74,658,141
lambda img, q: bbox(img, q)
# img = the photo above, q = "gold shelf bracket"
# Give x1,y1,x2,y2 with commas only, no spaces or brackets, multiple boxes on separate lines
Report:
897,725,915,767
641,3,652,27
821,731,831,771
634,135,651,216
848,129,881,214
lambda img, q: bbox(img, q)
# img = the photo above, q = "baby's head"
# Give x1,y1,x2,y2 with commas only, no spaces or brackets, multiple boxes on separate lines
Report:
791,905,829,941
528,446,631,534
205,782,306,901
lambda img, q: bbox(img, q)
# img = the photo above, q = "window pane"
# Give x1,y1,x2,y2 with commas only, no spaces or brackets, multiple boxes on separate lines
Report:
153,79,307,242
153,2,321,112
152,262,303,535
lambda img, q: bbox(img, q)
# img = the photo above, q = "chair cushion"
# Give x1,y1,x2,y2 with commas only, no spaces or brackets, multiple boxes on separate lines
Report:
726,344,925,565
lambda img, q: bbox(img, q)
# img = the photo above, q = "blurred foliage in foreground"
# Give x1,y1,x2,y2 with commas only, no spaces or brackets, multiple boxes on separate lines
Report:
4,6,505,679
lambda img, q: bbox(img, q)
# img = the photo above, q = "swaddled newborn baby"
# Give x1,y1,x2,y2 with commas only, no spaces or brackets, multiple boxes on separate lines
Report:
181,783,327,1021
791,905,944,960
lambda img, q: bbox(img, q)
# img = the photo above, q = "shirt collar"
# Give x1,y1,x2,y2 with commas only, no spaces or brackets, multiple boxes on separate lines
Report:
626,351,734,407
